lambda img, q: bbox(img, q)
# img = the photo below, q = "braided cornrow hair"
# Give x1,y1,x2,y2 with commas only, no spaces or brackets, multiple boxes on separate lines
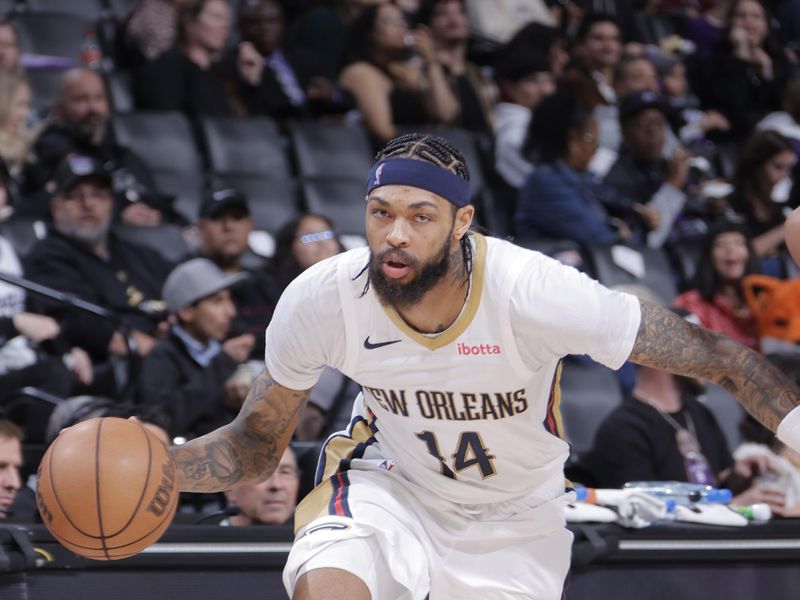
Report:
355,133,474,292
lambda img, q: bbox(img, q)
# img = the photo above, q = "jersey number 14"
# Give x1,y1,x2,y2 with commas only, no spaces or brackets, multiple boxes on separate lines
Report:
416,430,496,479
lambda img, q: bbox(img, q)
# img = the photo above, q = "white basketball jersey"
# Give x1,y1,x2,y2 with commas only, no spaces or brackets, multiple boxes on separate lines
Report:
266,234,640,505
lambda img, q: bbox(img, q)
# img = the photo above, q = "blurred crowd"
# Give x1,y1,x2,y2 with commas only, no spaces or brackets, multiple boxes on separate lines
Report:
2,0,800,524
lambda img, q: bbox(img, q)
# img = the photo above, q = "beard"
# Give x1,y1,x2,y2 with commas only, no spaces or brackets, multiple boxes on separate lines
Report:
54,213,111,249
368,233,455,309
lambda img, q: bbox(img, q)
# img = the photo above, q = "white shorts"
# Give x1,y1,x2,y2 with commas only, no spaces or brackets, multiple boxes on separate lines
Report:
283,463,573,600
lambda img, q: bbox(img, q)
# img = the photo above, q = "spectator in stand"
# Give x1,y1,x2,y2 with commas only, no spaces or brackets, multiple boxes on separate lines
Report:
288,0,390,82
194,186,280,360
29,69,163,226
121,0,185,65
268,214,360,441
493,52,555,189
0,220,94,410
591,54,677,165
138,258,255,439
0,419,22,519
222,446,299,526
562,14,624,109
0,71,36,214
584,361,788,514
463,0,556,46
724,129,796,271
0,20,22,75
136,0,237,118
25,156,173,367
228,0,352,121
656,52,731,153
338,3,459,145
673,220,761,350
502,22,569,78
603,91,689,248
269,213,345,293
415,0,493,134
692,0,793,140
515,90,640,246
684,0,732,59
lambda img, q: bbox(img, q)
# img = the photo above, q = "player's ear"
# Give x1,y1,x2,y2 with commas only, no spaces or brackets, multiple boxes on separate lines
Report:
454,204,474,239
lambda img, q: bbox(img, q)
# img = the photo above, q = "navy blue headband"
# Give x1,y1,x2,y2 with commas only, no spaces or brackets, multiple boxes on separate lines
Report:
366,158,470,207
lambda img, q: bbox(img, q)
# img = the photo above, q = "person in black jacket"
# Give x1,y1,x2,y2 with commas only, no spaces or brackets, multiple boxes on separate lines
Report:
194,186,280,361
138,257,255,439
26,69,164,226
229,0,352,121
24,156,173,364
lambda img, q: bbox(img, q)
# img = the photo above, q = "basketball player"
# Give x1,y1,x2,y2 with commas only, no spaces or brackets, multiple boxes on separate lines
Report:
167,133,800,599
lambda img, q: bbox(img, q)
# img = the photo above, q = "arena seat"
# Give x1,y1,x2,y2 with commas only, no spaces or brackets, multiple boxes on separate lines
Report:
301,177,366,237
289,121,373,178
114,223,193,263
558,359,624,460
219,173,301,234
150,170,205,224
586,244,679,304
26,0,105,19
111,111,202,173
11,11,94,64
202,116,291,178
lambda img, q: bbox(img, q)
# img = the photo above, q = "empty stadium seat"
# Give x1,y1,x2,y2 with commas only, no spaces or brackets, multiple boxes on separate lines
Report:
289,121,373,178
26,0,105,19
301,177,366,237
111,111,202,173
202,116,291,178
11,12,94,64
114,223,193,263
587,244,679,304
150,170,205,224
558,360,624,459
219,174,301,234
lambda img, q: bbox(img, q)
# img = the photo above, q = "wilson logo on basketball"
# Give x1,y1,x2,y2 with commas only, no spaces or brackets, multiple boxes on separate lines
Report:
456,342,501,356
146,462,175,517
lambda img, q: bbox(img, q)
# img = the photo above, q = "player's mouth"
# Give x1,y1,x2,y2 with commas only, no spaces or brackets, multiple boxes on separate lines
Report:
382,259,410,279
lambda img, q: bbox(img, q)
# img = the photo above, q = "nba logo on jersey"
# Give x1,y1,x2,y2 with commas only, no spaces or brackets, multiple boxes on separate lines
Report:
374,163,385,186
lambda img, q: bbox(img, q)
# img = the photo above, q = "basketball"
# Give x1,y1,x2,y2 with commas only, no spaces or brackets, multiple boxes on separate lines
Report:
35,417,178,561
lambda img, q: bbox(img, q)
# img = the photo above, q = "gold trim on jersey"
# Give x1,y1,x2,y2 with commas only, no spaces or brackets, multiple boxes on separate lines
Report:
544,361,565,438
293,419,375,534
382,232,488,351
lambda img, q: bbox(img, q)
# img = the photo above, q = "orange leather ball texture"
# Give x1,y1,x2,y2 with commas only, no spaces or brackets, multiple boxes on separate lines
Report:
36,417,178,560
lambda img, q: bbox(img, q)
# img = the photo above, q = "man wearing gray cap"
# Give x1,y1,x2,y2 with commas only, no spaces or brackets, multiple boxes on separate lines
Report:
137,258,256,439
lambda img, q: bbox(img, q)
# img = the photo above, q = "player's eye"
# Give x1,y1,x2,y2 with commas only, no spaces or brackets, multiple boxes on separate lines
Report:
415,214,432,223
371,209,389,218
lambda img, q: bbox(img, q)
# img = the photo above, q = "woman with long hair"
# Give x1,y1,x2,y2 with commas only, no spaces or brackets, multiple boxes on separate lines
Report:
0,71,34,177
338,2,458,144
673,220,761,349
692,0,793,138
726,129,795,262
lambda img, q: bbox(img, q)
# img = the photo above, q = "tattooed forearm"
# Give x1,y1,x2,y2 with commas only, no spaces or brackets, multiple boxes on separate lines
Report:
629,300,800,431
169,369,311,492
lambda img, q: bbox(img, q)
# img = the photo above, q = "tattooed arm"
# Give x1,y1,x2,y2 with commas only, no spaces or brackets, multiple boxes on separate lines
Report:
629,300,800,432
169,369,311,492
